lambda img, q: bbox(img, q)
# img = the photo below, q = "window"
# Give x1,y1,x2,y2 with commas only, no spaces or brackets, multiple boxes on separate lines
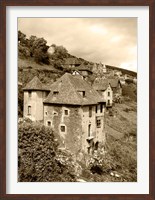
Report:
108,92,110,96
28,91,32,98
96,117,101,128
96,105,98,113
64,109,68,115
100,104,103,113
53,91,59,95
53,111,58,116
89,106,92,117
78,91,85,97
82,91,86,97
28,106,31,115
88,124,91,137
45,111,47,115
47,121,51,126
60,125,65,132
108,100,110,105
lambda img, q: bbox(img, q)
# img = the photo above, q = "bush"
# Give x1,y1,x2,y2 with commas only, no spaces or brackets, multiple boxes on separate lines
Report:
87,139,137,182
18,121,76,182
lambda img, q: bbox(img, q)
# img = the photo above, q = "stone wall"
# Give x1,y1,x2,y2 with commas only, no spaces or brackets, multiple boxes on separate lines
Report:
44,104,83,154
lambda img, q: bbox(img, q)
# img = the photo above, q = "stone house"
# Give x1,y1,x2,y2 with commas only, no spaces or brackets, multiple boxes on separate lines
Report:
77,64,93,78
63,58,81,69
93,78,113,108
108,79,122,96
23,73,106,154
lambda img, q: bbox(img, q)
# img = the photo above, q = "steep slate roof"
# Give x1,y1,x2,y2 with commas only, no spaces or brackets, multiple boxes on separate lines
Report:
93,78,110,91
23,76,50,91
108,79,121,88
44,73,102,105
93,78,121,91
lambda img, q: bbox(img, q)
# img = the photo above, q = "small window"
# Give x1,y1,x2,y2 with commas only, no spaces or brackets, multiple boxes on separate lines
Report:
45,111,48,115
60,125,65,132
108,92,110,96
28,91,32,98
78,91,86,97
28,106,31,115
53,111,58,116
96,105,98,113
82,91,86,97
89,106,92,117
108,100,110,105
47,121,51,126
96,117,101,128
100,104,103,113
53,91,59,95
64,110,68,115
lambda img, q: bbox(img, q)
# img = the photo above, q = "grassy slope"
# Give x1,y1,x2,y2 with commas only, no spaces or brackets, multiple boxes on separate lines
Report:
105,101,137,139
18,57,56,71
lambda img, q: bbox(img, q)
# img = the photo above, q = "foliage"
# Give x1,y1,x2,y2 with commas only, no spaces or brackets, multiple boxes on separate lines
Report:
18,85,23,117
18,121,76,182
122,84,137,101
86,138,137,182
18,31,50,64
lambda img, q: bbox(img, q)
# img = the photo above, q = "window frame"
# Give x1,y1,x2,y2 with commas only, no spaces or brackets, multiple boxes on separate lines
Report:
60,125,66,132
28,105,31,115
96,117,101,128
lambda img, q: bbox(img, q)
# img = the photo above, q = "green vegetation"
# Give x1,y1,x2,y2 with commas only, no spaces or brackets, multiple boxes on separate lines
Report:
18,120,76,182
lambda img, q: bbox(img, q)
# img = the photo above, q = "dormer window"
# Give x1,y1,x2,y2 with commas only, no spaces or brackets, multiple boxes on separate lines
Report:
78,91,85,98
53,91,59,95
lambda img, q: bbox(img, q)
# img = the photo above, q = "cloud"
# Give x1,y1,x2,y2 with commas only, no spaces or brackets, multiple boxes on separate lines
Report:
18,18,137,72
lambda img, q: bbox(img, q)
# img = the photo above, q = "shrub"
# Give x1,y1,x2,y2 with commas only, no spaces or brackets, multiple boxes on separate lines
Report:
18,121,76,182
87,139,137,182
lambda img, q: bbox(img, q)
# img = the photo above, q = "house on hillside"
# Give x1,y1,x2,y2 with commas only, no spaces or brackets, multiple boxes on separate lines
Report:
93,78,113,108
23,76,50,121
77,64,93,78
63,58,81,69
23,73,106,154
92,62,107,75
108,79,122,96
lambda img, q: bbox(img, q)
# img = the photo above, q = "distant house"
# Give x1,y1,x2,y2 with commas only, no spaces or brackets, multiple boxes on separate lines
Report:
78,64,93,78
114,70,122,78
119,77,126,85
93,78,113,108
23,76,50,121
108,79,122,96
92,62,107,75
23,73,106,154
63,58,81,69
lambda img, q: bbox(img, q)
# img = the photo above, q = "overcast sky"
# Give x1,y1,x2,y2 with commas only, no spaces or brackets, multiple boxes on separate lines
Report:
18,18,137,72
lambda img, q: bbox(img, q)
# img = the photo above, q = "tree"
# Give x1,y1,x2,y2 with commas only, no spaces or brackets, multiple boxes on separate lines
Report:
28,36,50,64
50,44,69,60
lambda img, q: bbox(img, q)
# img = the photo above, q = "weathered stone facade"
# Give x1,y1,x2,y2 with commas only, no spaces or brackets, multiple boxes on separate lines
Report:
43,104,105,154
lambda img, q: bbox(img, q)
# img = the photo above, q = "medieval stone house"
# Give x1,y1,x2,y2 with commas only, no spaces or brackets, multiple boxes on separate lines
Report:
23,73,106,154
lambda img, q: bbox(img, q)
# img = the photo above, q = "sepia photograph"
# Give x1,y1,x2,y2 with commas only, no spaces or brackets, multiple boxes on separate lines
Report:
18,18,137,183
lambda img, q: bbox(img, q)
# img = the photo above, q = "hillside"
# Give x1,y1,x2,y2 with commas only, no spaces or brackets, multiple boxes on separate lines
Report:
106,65,137,77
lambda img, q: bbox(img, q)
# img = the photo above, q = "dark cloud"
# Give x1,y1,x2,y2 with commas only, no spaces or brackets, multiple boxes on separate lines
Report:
18,18,137,71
